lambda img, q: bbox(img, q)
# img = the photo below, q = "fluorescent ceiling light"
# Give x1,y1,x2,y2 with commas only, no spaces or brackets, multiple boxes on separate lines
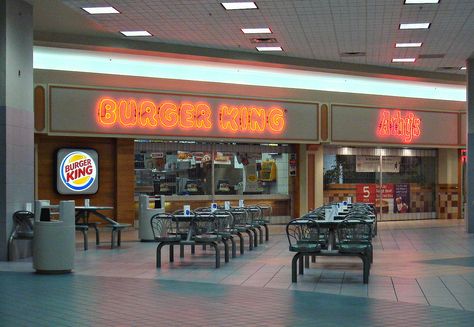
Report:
392,58,416,63
120,31,152,37
460,67,467,70
399,23,430,30
395,42,423,48
256,46,283,52
404,0,440,4
82,7,119,14
33,46,466,102
221,2,257,10
241,28,272,34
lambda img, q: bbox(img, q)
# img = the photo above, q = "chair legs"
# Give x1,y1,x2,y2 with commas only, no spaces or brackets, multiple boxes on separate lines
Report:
223,240,229,263
236,232,245,255
246,230,253,251
156,242,167,268
169,244,174,262
81,230,88,251
263,223,269,241
291,253,304,282
210,242,220,269
229,236,236,258
299,255,304,275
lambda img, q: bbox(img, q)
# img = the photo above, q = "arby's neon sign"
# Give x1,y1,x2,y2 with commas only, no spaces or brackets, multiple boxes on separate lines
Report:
377,110,421,143
96,97,286,134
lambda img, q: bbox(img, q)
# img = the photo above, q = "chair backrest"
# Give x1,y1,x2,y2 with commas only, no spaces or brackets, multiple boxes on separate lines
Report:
246,205,263,221
256,204,272,219
150,213,179,239
193,212,218,235
229,207,251,225
213,209,235,232
12,211,35,232
337,218,372,243
286,219,320,246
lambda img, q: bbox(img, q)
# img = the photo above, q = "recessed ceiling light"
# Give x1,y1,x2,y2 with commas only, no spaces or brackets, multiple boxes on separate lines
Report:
460,66,467,70
395,42,423,48
392,58,416,63
256,46,283,52
221,2,257,10
82,7,120,14
404,0,440,4
120,31,152,37
241,28,272,34
399,23,430,30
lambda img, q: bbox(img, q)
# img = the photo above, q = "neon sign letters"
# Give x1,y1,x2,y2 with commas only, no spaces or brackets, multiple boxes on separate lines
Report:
97,98,286,134
377,110,421,143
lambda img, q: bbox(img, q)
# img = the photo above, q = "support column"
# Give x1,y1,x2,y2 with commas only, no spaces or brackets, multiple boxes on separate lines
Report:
314,146,324,209
467,55,474,232
437,149,459,219
297,144,308,216
0,0,34,260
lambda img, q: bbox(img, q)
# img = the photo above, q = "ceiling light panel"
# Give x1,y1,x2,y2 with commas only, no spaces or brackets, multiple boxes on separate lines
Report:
392,58,416,63
221,2,257,10
395,42,423,48
241,28,272,34
404,0,440,4
399,23,431,30
82,7,119,14
120,31,152,37
256,46,283,52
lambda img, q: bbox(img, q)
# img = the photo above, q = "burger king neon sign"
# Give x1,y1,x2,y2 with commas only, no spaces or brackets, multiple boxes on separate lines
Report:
96,97,286,135
57,149,99,194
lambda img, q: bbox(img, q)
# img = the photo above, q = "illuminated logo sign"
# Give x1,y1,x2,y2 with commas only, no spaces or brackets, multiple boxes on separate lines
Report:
461,149,467,163
57,149,99,195
96,98,286,135
377,110,421,143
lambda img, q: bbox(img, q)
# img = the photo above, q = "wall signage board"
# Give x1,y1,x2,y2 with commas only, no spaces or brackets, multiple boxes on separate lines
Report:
356,156,400,173
49,86,319,142
331,105,459,146
460,113,466,146
56,148,99,195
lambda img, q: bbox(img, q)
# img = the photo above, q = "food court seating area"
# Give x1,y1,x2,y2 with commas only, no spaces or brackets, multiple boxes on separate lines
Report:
287,202,375,284
151,205,271,269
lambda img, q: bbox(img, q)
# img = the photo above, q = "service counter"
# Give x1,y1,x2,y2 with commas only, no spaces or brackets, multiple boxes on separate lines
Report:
134,194,292,224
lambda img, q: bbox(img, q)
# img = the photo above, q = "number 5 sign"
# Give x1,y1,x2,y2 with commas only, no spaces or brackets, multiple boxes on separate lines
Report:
356,184,376,203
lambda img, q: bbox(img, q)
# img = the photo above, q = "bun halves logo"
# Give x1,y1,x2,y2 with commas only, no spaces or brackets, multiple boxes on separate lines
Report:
60,151,97,191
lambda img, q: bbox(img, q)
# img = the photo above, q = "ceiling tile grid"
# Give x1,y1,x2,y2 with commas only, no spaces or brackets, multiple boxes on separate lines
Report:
59,0,474,74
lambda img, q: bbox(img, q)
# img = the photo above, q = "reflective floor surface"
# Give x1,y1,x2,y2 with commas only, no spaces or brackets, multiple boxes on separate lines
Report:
2,219,474,326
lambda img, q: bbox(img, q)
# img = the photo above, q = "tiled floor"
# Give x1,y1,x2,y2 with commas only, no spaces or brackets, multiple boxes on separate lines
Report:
2,219,474,326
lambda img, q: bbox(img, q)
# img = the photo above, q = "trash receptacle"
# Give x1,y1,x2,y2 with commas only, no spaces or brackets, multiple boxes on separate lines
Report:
139,195,164,241
33,200,75,274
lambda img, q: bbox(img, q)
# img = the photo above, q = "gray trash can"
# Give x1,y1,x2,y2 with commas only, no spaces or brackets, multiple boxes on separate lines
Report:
33,200,75,274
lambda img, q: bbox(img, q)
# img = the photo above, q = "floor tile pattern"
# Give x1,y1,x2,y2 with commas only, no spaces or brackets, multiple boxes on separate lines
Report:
2,271,474,327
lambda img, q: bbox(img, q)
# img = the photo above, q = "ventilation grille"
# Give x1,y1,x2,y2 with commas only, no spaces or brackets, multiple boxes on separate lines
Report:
340,51,366,57
250,37,278,44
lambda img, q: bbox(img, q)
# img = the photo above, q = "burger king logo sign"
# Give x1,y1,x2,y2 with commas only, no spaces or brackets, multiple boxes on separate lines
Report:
57,149,99,194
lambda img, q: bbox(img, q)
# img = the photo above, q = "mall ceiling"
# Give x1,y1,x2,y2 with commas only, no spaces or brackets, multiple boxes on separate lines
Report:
33,0,474,80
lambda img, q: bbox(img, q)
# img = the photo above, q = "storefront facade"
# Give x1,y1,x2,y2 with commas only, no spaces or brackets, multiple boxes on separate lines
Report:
33,69,466,224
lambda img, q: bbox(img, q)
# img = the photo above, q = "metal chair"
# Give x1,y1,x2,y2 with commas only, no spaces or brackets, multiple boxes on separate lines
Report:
230,207,256,251
286,219,321,282
151,213,182,268
336,218,372,283
8,211,35,261
192,212,223,268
